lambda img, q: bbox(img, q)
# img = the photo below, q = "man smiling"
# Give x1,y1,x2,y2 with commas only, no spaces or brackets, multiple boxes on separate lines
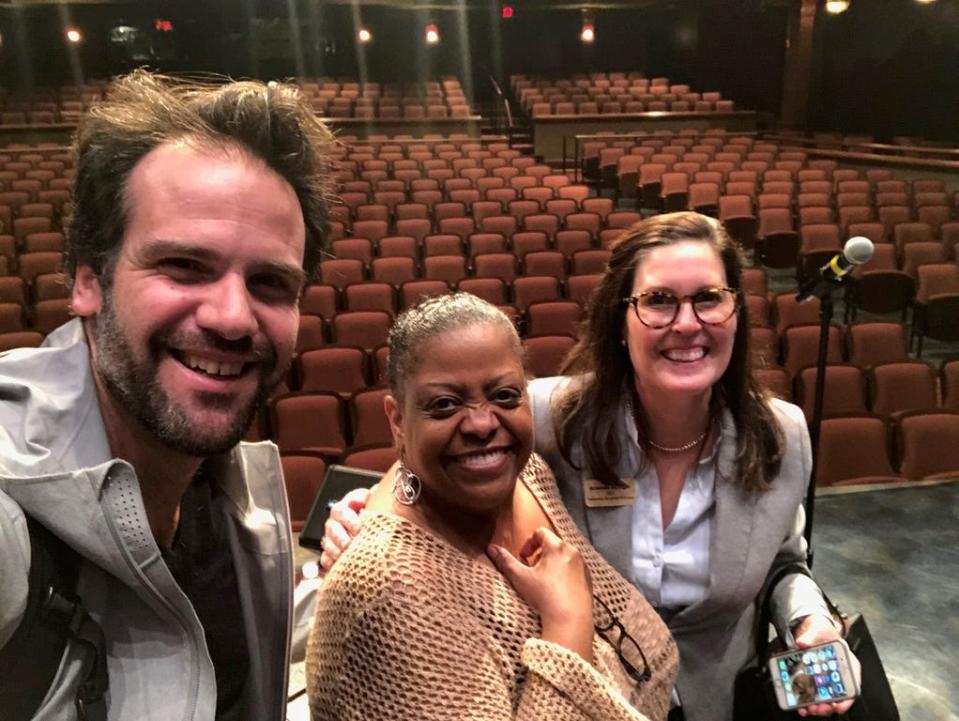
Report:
0,71,332,720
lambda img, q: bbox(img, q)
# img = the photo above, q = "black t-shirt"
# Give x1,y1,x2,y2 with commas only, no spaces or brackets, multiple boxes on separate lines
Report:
161,469,250,721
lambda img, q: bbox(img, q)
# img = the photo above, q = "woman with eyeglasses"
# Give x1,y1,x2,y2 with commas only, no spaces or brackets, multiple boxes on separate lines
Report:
529,212,856,721
306,293,678,721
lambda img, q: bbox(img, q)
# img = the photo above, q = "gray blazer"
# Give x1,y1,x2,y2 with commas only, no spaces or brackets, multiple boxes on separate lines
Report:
529,376,827,721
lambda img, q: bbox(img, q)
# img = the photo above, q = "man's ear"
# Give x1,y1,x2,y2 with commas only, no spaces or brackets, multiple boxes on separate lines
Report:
71,264,103,318
384,394,405,451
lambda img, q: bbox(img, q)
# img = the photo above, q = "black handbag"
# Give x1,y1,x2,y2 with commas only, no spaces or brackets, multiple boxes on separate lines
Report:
732,562,899,721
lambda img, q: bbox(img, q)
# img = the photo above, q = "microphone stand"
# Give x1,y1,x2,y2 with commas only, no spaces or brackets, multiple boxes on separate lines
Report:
800,280,841,569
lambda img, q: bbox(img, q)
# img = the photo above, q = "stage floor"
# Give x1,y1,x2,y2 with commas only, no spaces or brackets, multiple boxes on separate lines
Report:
813,479,959,721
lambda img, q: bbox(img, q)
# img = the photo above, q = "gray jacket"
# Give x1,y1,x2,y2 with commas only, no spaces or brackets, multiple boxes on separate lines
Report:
0,320,294,721
530,375,828,721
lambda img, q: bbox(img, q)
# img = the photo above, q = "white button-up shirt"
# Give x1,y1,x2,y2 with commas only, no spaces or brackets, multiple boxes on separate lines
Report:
630,446,718,609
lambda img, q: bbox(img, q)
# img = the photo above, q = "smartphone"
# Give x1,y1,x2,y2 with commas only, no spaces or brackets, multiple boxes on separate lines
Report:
767,638,859,710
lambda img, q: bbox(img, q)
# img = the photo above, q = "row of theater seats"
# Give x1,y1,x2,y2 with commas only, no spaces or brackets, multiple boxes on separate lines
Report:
299,78,472,119
511,73,733,116
0,82,108,125
814,410,959,486
0,77,474,124
641,173,956,231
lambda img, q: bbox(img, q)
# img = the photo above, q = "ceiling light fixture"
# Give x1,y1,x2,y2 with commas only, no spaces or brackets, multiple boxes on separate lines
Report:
824,0,851,14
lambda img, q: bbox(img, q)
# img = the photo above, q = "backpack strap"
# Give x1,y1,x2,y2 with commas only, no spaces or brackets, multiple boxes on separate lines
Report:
0,514,109,720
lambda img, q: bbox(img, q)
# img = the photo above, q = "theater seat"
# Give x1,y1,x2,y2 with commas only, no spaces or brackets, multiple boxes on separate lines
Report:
815,417,899,487
523,334,577,378
896,411,959,481
340,444,398,474
280,451,329,532
272,392,346,457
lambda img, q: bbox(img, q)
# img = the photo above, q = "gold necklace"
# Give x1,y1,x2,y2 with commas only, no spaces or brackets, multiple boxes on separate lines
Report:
647,428,709,454
625,391,710,454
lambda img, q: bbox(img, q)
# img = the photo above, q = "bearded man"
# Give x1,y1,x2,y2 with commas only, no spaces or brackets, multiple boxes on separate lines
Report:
0,70,333,721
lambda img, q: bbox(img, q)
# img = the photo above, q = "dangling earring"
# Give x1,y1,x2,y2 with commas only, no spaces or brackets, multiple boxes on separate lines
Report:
393,462,422,505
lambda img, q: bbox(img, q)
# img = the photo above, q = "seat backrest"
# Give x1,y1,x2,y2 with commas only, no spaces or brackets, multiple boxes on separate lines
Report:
272,393,346,454
350,387,392,446
893,221,933,249
916,263,959,302
901,242,945,279
941,361,959,411
718,194,754,220
845,323,908,368
456,277,507,306
782,324,842,377
399,279,449,310
473,252,517,283
897,411,959,480
526,301,583,337
571,249,611,276
799,224,841,252
523,250,566,280
340,444,398,473
343,282,395,314
580,197,613,221
320,258,365,290
741,267,768,297
772,293,821,333
523,334,577,378
512,275,561,310
0,330,44,352
423,255,467,285
815,417,897,486
795,364,868,422
467,232,508,259
511,231,550,260
566,273,603,306
332,310,392,350
279,452,329,530
298,346,369,396
869,361,938,418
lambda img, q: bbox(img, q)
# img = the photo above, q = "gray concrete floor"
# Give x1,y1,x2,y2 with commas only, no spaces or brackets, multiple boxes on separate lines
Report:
812,480,959,721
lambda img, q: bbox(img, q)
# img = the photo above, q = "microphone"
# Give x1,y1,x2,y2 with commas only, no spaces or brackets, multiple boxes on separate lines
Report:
796,236,874,302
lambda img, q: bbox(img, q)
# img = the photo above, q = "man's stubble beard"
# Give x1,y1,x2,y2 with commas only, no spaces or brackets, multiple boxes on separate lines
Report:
91,289,286,457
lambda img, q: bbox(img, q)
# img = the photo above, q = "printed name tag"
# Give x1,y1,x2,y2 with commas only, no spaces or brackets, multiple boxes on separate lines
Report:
583,477,636,507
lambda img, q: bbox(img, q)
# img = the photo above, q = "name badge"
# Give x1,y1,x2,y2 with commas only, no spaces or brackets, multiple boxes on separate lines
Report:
583,477,636,508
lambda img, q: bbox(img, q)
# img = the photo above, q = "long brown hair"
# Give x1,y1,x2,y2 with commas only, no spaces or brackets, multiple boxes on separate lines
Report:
556,212,784,491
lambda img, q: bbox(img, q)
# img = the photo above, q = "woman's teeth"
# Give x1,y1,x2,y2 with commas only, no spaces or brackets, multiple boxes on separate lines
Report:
458,449,508,469
663,347,706,362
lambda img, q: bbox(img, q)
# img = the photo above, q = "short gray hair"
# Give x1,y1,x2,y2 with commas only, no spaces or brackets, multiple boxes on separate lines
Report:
387,292,522,399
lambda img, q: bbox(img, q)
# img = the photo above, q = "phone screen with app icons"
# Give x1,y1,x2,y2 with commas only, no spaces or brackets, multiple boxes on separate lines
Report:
768,640,858,710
